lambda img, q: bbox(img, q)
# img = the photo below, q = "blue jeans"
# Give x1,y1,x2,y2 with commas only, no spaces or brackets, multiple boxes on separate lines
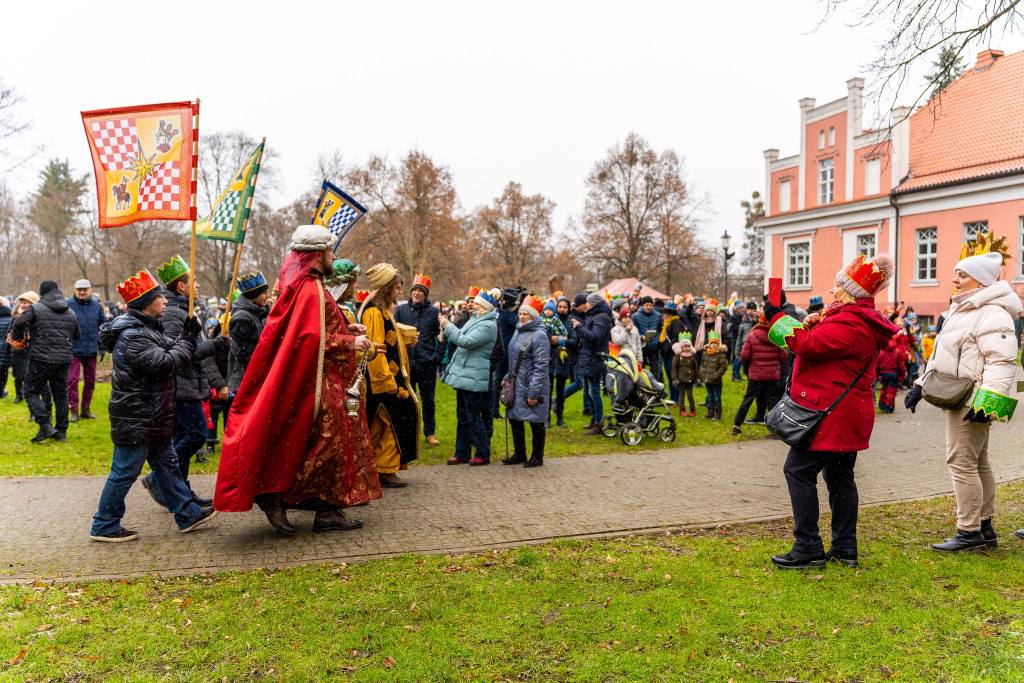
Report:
454,389,491,461
173,400,208,479
91,440,205,535
732,357,743,381
662,359,679,403
410,365,437,437
564,375,594,412
585,376,604,422
705,384,722,412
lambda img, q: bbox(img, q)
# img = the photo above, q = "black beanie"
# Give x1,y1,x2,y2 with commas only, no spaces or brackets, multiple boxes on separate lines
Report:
640,295,653,306
573,293,588,308
39,280,59,296
127,287,162,311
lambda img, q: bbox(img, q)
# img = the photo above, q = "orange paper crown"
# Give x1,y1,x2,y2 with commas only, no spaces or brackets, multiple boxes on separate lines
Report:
466,285,481,299
521,295,544,315
705,298,719,307
356,289,370,303
412,274,431,290
116,269,160,304
842,254,887,297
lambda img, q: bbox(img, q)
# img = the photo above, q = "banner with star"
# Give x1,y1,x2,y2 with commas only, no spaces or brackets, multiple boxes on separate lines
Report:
81,101,197,228
196,140,264,243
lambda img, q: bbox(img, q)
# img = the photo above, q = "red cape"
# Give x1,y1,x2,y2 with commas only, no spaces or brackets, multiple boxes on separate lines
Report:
214,265,324,512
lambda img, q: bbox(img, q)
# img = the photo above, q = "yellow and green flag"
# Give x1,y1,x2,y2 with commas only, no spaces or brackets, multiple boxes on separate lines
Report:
196,140,265,243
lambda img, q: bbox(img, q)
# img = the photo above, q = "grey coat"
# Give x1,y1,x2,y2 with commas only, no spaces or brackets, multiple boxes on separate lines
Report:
503,317,550,424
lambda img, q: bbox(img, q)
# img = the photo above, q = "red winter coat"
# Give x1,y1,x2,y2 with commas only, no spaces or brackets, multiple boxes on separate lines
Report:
740,323,787,381
876,335,905,378
781,299,897,452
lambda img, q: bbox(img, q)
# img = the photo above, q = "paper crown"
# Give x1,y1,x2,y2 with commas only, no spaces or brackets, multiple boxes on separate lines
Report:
238,271,268,294
809,295,823,306
117,269,160,304
466,285,481,299
412,274,432,290
476,289,498,308
157,255,190,286
678,332,692,343
356,289,370,303
840,253,889,297
707,331,721,343
705,298,719,308
521,295,544,315
665,300,677,310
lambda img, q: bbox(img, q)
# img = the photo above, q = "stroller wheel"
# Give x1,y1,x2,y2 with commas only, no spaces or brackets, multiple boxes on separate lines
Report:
600,416,619,437
620,422,643,446
659,426,676,442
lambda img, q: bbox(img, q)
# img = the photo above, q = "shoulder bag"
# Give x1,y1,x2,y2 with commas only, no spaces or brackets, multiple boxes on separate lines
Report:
500,330,538,408
766,350,878,451
920,334,974,410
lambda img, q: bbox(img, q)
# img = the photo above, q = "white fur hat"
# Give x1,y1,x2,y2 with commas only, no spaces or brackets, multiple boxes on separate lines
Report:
954,252,1003,287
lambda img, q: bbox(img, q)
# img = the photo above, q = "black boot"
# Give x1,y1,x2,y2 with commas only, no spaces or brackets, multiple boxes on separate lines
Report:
502,454,527,465
1015,529,1024,540
931,528,986,552
205,442,216,455
771,549,827,570
195,451,208,464
257,495,295,534
702,410,714,419
140,474,166,508
523,455,543,468
711,410,722,421
313,509,363,532
556,417,568,428
30,424,57,444
825,548,858,567
14,393,24,404
980,518,998,549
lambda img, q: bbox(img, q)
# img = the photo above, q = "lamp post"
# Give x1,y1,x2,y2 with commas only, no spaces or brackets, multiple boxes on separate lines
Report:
721,230,736,303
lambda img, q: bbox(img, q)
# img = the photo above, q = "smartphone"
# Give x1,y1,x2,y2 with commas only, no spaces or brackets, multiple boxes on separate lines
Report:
768,278,783,307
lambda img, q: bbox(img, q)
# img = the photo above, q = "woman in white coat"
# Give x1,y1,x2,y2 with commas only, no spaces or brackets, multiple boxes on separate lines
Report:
611,308,642,359
905,252,1021,552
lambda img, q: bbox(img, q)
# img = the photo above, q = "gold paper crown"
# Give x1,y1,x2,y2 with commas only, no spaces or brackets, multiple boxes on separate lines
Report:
117,269,160,304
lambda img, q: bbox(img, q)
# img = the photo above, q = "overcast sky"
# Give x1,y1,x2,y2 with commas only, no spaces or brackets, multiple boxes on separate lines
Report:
3,1,1021,253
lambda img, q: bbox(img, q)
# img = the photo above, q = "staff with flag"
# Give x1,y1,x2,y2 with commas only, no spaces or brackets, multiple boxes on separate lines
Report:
311,180,367,250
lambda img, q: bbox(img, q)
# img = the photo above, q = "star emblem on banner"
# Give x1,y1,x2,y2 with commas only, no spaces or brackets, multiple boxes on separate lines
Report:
125,137,158,184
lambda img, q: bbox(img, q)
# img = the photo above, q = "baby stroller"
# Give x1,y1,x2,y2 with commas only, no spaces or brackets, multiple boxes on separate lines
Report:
601,349,677,445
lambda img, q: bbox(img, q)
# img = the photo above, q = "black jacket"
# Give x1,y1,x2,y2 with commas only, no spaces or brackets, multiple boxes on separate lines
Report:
100,310,194,446
10,289,81,364
575,301,613,380
162,288,221,401
227,295,268,392
660,316,688,358
395,298,442,372
0,304,12,366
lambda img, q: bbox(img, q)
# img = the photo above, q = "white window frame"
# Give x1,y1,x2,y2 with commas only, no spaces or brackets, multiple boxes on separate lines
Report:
856,233,877,258
963,220,989,243
828,127,836,146
865,157,881,195
913,227,938,284
818,158,834,205
778,179,791,212
818,130,825,150
1017,217,1024,281
785,240,812,290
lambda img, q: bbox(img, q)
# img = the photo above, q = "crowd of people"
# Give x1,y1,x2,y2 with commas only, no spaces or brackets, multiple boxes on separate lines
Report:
2,229,1021,567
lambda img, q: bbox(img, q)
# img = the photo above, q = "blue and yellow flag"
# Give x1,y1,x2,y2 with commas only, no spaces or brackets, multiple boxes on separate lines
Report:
311,180,367,252
196,140,265,243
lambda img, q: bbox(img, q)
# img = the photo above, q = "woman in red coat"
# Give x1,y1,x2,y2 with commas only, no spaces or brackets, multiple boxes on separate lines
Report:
762,253,898,569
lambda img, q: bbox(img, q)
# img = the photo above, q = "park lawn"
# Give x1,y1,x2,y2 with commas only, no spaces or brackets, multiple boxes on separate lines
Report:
0,369,766,477
4,484,1024,682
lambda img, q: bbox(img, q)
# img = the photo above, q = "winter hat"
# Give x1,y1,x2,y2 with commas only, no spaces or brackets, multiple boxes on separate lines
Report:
542,300,557,314
39,281,59,296
665,301,677,311
611,297,627,312
74,279,91,289
17,291,39,305
521,295,544,319
640,295,653,306
954,252,1003,287
474,288,500,312
618,307,631,321
411,274,431,294
807,295,824,313
586,291,604,307
835,253,894,299
289,224,336,252
573,293,588,309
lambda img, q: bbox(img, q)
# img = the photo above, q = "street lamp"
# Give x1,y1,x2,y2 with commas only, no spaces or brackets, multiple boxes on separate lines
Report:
721,230,736,303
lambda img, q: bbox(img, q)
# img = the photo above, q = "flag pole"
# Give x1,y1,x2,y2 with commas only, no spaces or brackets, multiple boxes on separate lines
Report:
222,137,266,335
188,98,200,318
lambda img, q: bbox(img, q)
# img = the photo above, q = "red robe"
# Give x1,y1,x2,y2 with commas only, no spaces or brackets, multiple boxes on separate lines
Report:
214,256,381,512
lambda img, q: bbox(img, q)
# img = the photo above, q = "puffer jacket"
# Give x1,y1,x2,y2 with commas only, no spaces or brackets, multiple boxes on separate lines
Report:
917,280,1022,396
611,318,642,358
441,310,498,393
671,353,698,385
698,347,729,386
68,296,105,357
740,324,787,381
631,307,662,353
575,301,613,380
0,304,12,366
100,310,195,446
227,295,269,392
10,289,80,364
395,298,442,372
503,317,550,423
162,289,220,401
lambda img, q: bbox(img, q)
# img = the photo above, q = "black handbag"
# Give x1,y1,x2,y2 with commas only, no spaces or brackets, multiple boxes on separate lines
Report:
766,350,878,450
500,330,537,408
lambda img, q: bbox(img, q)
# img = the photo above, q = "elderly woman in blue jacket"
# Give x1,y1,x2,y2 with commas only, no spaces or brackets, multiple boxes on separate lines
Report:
440,287,500,466
502,296,551,467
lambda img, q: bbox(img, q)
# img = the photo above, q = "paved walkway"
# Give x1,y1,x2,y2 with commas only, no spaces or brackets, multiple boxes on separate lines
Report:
3,401,1023,583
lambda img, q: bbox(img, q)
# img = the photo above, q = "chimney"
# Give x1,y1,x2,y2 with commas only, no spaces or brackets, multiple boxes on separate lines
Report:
973,49,1003,71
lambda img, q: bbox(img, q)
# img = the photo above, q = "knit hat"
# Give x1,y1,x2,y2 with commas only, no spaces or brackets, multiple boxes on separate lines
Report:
587,291,604,307
542,300,557,314
618,307,631,321
411,274,431,294
835,253,894,298
475,288,500,312
640,295,653,306
17,291,39,305
521,295,544,319
954,252,1003,287
39,280,59,296
611,297,627,312
573,293,588,309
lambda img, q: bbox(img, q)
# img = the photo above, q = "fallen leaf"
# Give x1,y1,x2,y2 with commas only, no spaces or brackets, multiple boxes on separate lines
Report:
383,655,395,669
309,587,317,595
409,602,418,612
8,646,28,665
688,651,696,662
605,555,619,564
82,655,100,662
34,624,53,632
807,574,824,581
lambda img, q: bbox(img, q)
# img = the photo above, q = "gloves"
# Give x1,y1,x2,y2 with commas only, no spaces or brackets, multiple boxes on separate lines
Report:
761,300,783,322
183,315,203,341
963,408,991,424
904,385,923,413
212,335,230,351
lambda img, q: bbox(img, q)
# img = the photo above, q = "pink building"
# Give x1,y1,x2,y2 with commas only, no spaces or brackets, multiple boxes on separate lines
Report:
757,49,1024,326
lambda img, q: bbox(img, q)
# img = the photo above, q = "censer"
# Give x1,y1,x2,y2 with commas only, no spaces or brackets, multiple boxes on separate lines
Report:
345,351,370,418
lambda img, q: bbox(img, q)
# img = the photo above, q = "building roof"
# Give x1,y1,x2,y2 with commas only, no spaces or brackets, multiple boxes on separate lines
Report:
599,277,671,301
895,49,1024,193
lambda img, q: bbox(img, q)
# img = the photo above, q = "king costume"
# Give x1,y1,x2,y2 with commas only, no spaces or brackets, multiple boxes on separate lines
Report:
214,226,381,533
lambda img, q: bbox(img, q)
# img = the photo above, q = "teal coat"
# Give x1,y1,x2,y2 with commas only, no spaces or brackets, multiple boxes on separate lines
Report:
441,310,498,393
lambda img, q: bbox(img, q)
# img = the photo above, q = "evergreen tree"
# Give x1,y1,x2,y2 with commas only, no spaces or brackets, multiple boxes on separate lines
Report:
30,158,88,277
740,191,765,276
925,45,968,99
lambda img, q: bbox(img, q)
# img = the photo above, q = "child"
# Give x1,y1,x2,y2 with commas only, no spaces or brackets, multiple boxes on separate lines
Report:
921,325,937,361
671,334,698,417
698,332,729,420
876,334,906,413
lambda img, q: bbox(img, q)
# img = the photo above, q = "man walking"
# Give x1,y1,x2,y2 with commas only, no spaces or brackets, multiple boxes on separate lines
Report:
395,274,443,447
9,281,80,443
67,279,106,422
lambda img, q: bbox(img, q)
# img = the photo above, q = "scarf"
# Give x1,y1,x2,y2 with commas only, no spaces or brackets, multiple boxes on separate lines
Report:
694,315,721,352
952,286,985,304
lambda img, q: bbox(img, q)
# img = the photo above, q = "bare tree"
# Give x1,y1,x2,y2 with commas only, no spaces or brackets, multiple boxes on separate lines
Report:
474,181,555,290
0,78,41,174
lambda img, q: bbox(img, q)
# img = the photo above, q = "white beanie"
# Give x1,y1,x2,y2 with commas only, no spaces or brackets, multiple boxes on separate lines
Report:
954,252,1003,287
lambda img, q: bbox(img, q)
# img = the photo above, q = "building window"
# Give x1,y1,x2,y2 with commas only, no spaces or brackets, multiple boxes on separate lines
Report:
828,127,836,146
818,130,825,149
857,233,877,258
1019,217,1024,278
779,180,791,212
787,241,811,288
963,220,988,243
915,227,938,281
865,158,881,195
818,158,834,205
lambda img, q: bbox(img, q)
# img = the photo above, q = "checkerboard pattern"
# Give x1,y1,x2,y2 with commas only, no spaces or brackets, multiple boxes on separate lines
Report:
326,203,362,237
207,190,242,230
89,119,138,170
138,162,181,211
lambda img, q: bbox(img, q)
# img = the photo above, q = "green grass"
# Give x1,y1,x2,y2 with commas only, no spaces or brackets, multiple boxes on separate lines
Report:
0,364,766,476
5,484,1024,681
